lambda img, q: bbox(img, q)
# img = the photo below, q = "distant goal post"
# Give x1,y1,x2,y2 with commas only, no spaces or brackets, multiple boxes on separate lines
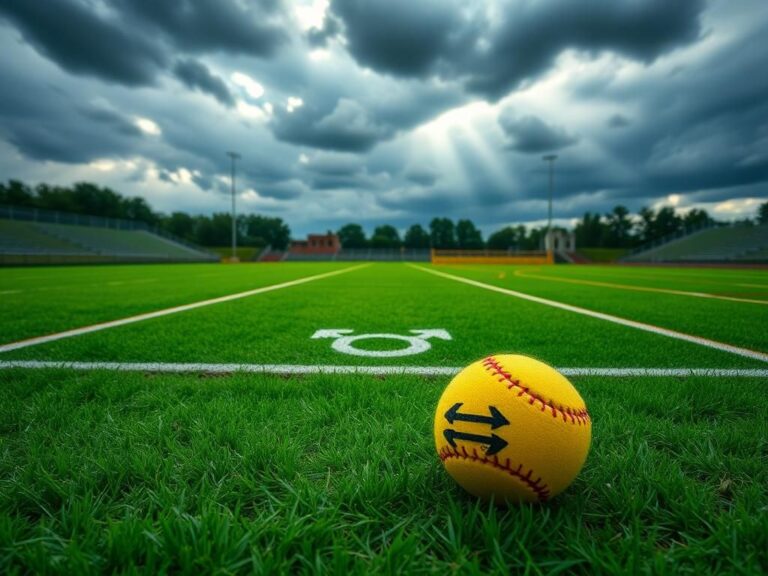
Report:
431,249,554,265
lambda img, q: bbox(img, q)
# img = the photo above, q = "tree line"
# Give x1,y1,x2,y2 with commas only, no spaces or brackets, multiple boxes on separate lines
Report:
336,219,547,250
0,180,290,249
2,180,766,251
573,203,766,248
339,203,767,250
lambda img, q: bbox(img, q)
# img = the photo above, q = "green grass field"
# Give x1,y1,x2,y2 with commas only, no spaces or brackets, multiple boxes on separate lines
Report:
1,263,767,574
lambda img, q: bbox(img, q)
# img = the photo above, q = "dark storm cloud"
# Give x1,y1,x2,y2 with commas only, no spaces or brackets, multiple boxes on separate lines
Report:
644,117,768,193
499,112,578,154
258,179,306,200
0,0,165,86
1,0,765,232
330,0,458,76
79,106,142,138
173,59,234,107
0,0,287,88
465,0,705,98
607,114,630,129
330,0,705,98
370,82,465,133
113,0,288,57
589,23,768,195
683,182,768,205
376,138,632,220
649,28,768,132
0,45,149,164
299,152,390,190
302,152,364,176
307,169,385,191
272,99,393,152
0,84,141,163
376,186,457,214
191,172,213,191
270,81,464,153
405,167,438,187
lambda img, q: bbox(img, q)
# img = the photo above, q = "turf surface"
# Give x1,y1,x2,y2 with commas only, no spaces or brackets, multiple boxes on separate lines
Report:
0,263,351,344
1,262,767,574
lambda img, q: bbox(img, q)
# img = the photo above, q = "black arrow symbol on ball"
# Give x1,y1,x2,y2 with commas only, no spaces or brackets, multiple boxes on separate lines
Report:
444,403,510,430
443,429,509,456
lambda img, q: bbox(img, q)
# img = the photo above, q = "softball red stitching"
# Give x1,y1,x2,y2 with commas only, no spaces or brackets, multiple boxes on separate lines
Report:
482,356,590,425
439,445,550,502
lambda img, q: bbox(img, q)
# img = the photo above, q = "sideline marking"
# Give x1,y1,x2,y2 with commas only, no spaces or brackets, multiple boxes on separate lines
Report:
0,265,369,353
453,265,768,291
411,265,768,363
0,361,766,378
513,269,768,305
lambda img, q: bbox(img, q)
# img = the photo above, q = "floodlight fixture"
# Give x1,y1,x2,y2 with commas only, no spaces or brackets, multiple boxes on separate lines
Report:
542,154,558,251
227,151,241,260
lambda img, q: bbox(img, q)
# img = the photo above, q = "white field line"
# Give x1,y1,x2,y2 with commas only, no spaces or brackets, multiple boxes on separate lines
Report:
411,265,768,363
0,264,369,354
0,360,766,378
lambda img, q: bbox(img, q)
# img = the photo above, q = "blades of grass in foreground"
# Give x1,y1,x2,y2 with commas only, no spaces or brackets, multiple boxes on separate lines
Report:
1,369,766,574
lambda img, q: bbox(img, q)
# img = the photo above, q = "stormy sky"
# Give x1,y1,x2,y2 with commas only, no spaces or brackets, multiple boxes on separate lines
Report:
0,0,766,236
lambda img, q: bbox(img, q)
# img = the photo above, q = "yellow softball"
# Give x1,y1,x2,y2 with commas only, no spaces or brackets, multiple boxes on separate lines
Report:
434,354,591,503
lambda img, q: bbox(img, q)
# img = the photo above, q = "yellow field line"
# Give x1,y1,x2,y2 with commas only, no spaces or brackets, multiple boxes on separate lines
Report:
413,265,768,363
513,269,768,305
547,269,768,290
441,264,768,290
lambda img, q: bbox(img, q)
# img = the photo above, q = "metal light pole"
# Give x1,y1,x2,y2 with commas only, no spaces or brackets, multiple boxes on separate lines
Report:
542,154,557,253
227,151,241,260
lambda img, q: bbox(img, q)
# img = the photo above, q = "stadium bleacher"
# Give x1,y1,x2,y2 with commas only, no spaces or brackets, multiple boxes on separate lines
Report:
0,219,87,255
42,223,207,259
1,218,217,264
734,245,768,262
623,225,768,263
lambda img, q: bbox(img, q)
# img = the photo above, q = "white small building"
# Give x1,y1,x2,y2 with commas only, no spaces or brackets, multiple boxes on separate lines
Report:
544,229,576,252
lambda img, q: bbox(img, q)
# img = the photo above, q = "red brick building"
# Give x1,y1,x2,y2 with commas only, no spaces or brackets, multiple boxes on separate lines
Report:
289,233,340,254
